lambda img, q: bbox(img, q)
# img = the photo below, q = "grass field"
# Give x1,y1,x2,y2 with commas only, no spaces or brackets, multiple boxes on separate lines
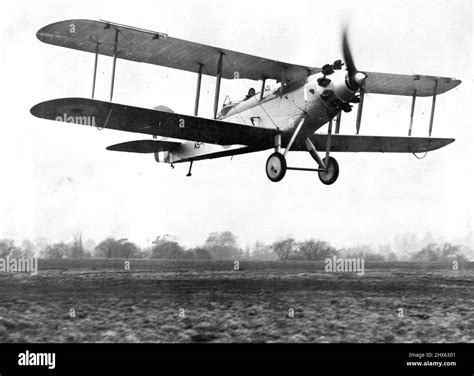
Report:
0,259,472,343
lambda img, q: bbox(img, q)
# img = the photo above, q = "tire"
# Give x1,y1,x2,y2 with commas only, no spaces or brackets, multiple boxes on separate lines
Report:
318,156,339,185
266,153,287,182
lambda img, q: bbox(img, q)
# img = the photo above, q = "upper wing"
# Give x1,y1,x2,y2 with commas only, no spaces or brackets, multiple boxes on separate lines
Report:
299,134,454,153
36,19,319,83
30,97,277,147
362,72,460,97
36,20,461,95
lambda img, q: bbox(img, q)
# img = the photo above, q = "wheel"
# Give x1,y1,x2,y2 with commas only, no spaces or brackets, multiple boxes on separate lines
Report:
318,156,339,185
266,152,287,182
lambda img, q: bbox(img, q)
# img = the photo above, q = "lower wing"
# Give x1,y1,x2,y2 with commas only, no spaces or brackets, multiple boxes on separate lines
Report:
30,97,453,161
298,134,454,153
30,97,277,148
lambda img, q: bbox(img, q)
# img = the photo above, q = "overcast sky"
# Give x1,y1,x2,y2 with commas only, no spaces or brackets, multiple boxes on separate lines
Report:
0,0,472,249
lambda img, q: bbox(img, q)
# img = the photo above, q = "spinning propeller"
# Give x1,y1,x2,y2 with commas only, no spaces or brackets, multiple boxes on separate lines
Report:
317,28,368,112
342,28,367,91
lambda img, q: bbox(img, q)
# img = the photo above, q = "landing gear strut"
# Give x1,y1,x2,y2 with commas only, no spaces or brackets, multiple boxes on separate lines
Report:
306,136,339,185
264,118,340,185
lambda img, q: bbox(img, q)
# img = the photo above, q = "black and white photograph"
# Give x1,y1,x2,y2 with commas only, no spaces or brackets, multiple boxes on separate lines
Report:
0,0,472,372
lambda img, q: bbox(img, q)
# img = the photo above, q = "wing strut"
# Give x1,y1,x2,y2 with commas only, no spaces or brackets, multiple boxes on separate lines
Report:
259,78,266,101
109,28,119,102
355,88,365,134
213,52,224,119
428,79,438,137
408,89,417,136
91,43,99,98
194,63,203,116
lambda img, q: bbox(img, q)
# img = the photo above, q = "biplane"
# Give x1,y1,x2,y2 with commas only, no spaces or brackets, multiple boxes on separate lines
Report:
30,19,461,184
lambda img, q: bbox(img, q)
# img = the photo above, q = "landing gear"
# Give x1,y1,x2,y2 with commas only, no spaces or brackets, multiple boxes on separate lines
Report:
264,118,340,184
318,156,339,185
266,152,286,182
186,160,193,177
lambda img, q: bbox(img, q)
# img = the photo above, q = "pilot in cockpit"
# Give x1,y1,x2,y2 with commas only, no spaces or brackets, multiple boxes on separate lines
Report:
245,88,256,100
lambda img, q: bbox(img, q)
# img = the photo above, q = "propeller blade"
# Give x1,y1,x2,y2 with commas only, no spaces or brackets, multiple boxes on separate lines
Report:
342,28,367,90
342,28,357,78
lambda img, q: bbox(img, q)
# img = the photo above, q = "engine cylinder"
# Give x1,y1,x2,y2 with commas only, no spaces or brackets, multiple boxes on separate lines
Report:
317,70,358,107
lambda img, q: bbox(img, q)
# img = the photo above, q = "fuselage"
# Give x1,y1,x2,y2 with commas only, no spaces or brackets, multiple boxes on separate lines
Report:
158,69,357,163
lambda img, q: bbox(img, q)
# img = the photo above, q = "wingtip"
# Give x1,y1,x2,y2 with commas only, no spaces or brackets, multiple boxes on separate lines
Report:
29,97,100,121
428,137,455,152
30,102,43,117
35,19,96,42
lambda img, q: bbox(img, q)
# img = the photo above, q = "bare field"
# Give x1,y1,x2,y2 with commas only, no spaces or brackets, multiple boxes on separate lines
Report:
0,260,472,343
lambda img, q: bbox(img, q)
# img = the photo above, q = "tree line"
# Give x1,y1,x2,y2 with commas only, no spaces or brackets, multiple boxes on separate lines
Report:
0,231,470,263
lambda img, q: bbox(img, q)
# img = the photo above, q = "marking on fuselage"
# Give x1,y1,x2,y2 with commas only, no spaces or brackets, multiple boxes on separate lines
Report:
250,117,260,126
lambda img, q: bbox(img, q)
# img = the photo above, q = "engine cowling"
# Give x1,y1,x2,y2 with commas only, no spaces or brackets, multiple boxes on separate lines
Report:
315,58,367,113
